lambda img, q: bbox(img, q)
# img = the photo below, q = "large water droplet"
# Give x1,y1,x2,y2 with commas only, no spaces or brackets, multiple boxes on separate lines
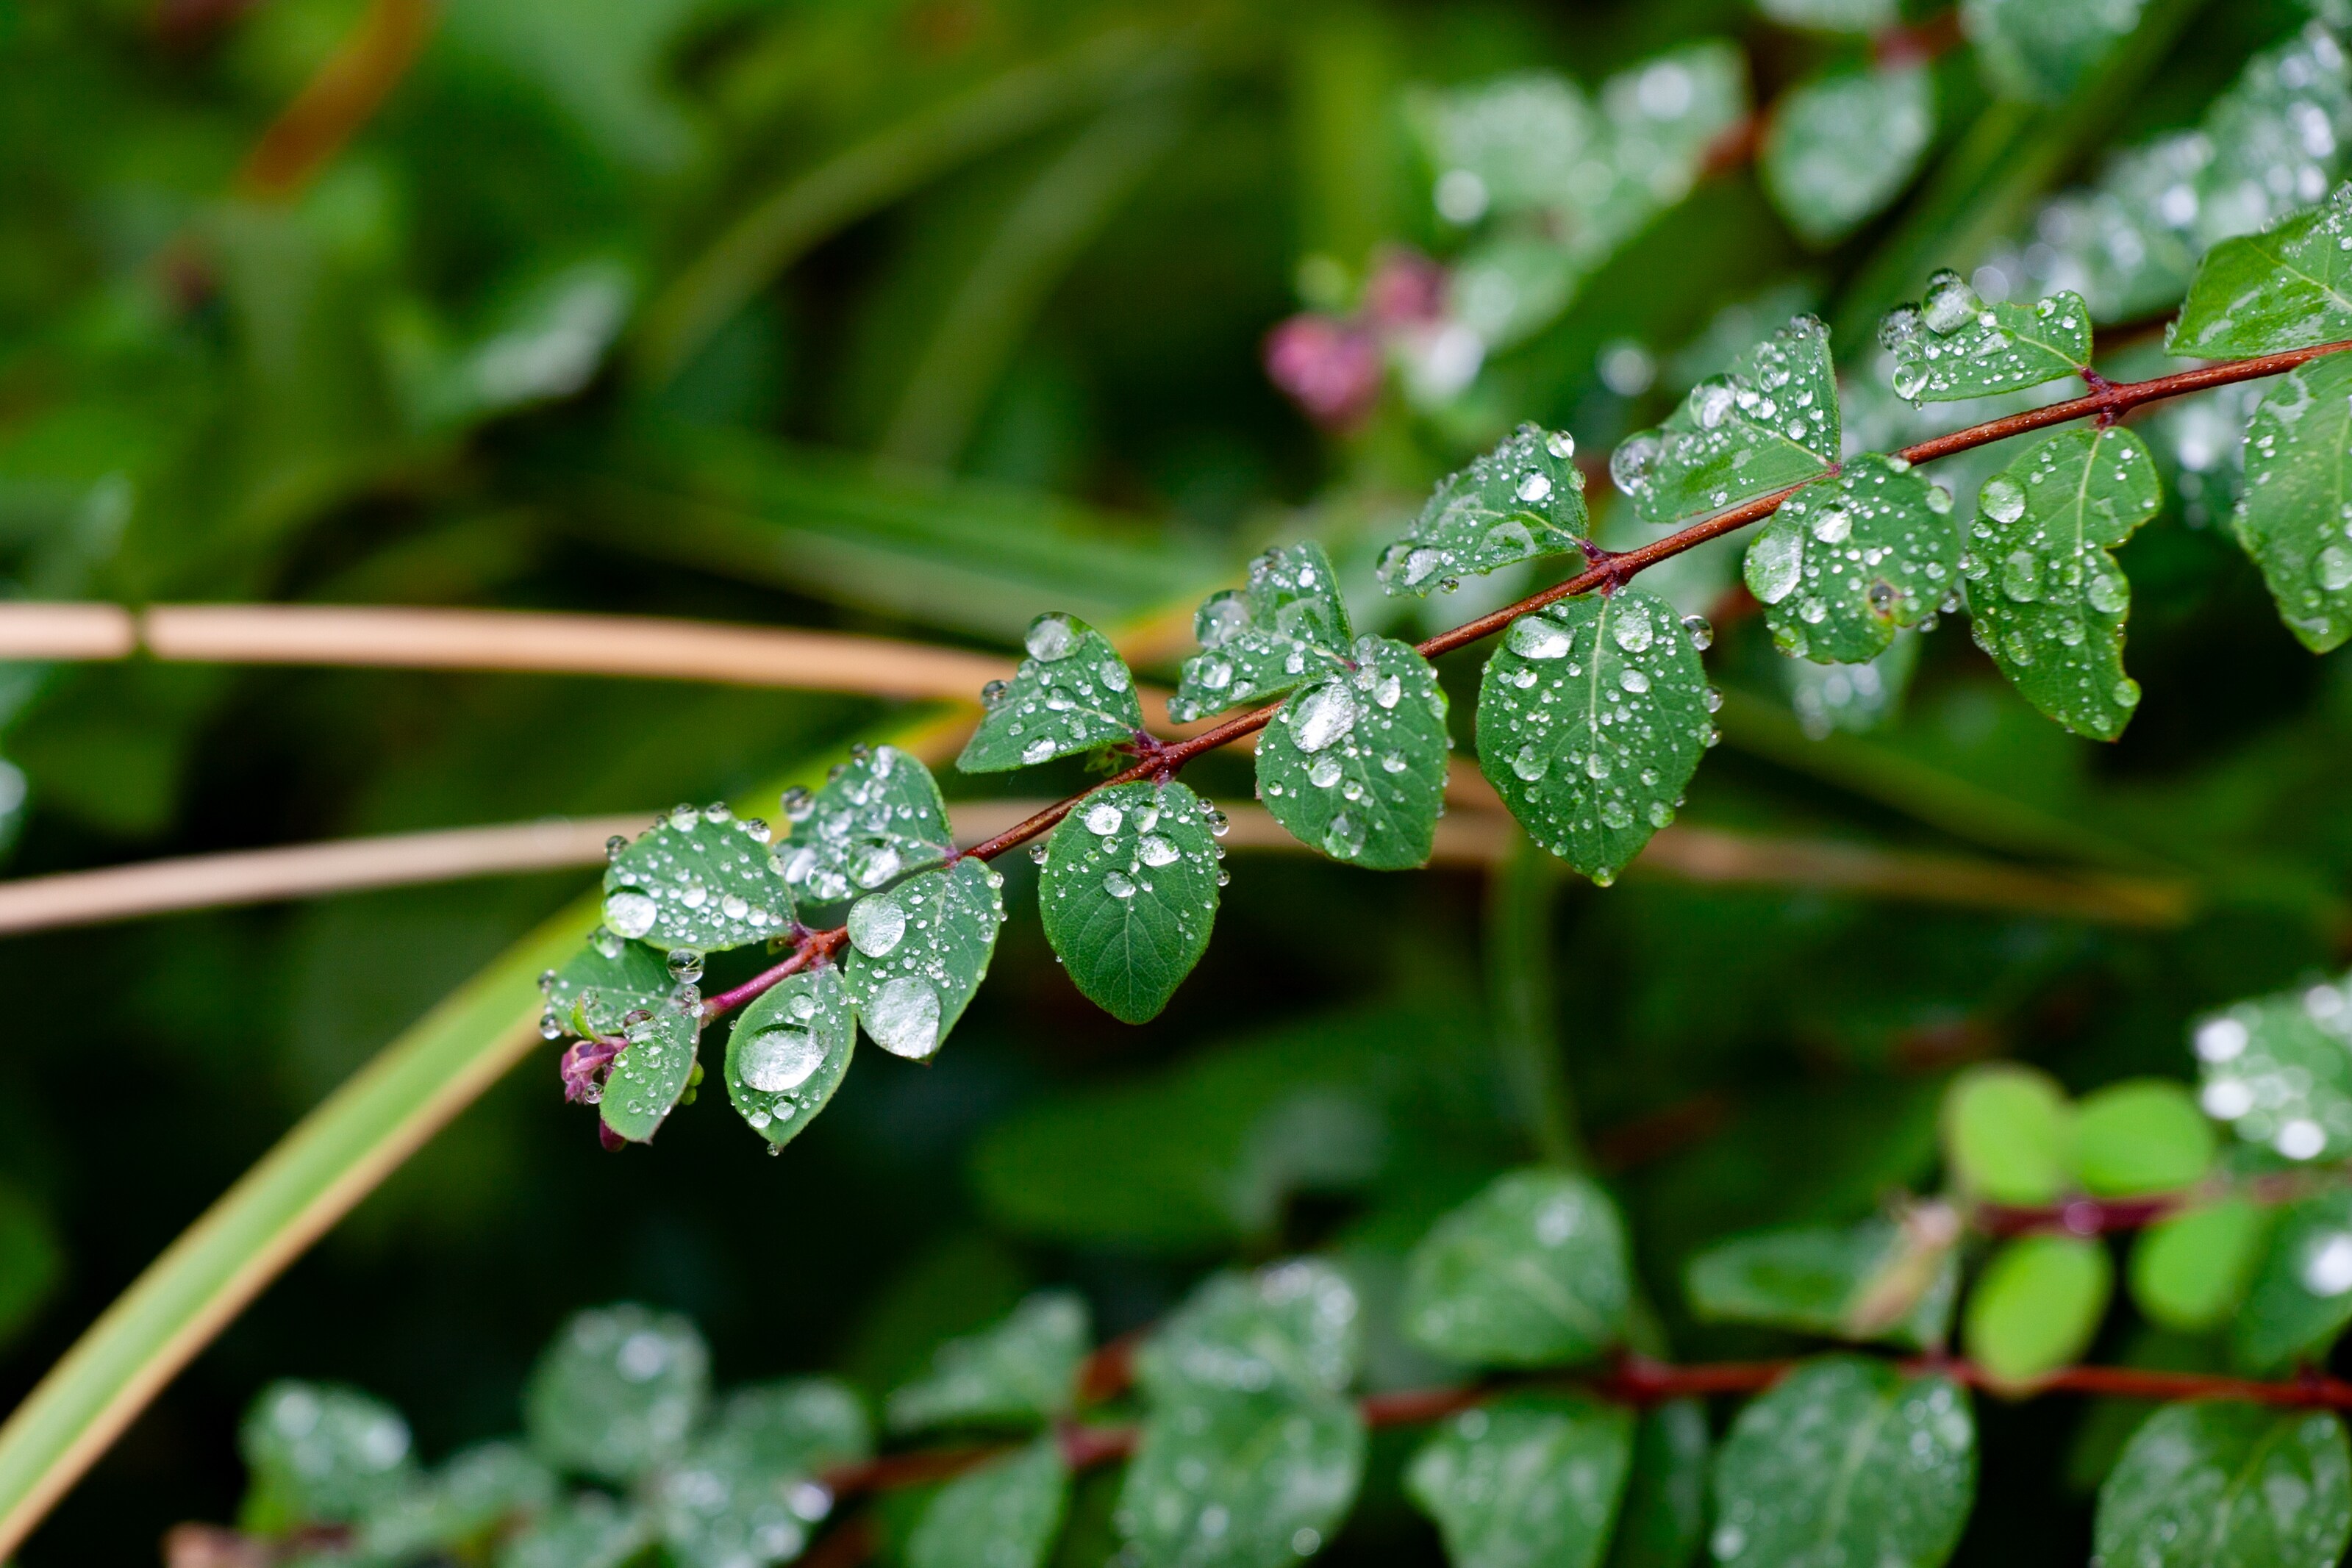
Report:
1195,592,1248,649
1290,683,1357,752
1981,475,2026,525
2318,544,2352,591
865,977,941,1059
1138,834,1181,867
1323,813,1366,859
1025,612,1079,662
1084,801,1124,836
1610,611,1654,653
1921,268,1979,333
2001,549,2042,602
741,1027,823,1092
1748,528,1804,604
604,888,657,939
1506,617,1572,660
1103,870,1137,899
846,895,906,958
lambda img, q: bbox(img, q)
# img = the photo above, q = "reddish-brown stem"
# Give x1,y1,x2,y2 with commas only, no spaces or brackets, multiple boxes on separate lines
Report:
695,929,843,1020
1973,1168,2334,1236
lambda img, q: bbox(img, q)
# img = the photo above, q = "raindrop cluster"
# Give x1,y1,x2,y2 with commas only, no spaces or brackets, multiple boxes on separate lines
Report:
1877,272,2090,403
1376,423,1589,597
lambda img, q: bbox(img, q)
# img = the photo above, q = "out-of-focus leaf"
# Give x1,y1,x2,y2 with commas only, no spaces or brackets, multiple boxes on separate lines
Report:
908,1438,1068,1568
598,1003,699,1145
602,805,795,953
0,1184,60,1352
773,742,954,907
1962,426,2159,740
1761,65,1934,248
2170,184,2352,358
523,1305,709,1484
1941,1064,2073,1205
2234,1189,2352,1370
723,967,855,1149
1685,1215,1957,1349
1881,277,2092,403
2073,1080,2213,1196
655,1382,865,1568
2232,351,2352,651
1257,637,1449,870
1476,587,1710,885
1962,1234,2112,1389
1709,1357,1974,1568
2095,1401,2352,1568
2192,972,2352,1164
1139,1261,1362,1401
1757,0,1898,30
1965,0,2148,104
1402,1169,1630,1368
1037,778,1220,1024
1743,454,1960,664
843,858,1007,1061
238,1382,416,1531
496,1492,647,1568
356,1441,557,1561
1404,1395,1634,1568
397,258,637,433
887,1291,1090,1434
702,1380,871,1478
2129,1200,2269,1331
959,613,1142,772
1171,541,1354,723
1609,316,1839,525
1604,1402,1709,1568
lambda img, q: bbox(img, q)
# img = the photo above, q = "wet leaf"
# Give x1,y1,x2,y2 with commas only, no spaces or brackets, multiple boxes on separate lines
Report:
959,612,1144,772
1402,1169,1630,1368
523,1306,709,1484
1170,540,1355,723
1962,426,2160,740
2170,183,2352,358
1609,315,1839,525
772,743,954,906
1476,587,1712,885
1685,1216,1958,1350
239,1382,416,1529
1604,1403,1709,1568
1405,1395,1634,1568
2095,1401,2352,1568
1376,424,1590,597
599,1003,701,1145
1965,0,2148,104
1880,276,2092,403
1962,1234,2112,1389
2073,1079,2214,1197
723,967,855,1149
2233,1189,2352,1370
1940,1064,2073,1206
703,1380,871,1477
2232,350,2352,651
1114,1383,1363,1568
544,937,670,1041
2192,971,2352,1164
842,858,1007,1061
1138,1260,1363,1400
602,805,796,953
887,1290,1092,1433
497,1493,648,1568
1037,778,1221,1024
2129,1200,2270,1331
1257,637,1450,870
355,1441,557,1561
909,1438,1069,1568
1761,65,1934,248
654,1382,865,1568
1710,1357,1974,1568
1743,455,1962,664
1758,0,1898,30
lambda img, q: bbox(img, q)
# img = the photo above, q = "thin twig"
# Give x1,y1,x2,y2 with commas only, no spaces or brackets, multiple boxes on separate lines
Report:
235,0,435,199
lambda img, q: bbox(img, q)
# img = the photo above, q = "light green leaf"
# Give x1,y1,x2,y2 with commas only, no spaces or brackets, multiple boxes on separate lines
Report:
723,967,855,1148
1376,424,1590,596
1448,239,1583,351
2170,184,2352,359
2095,1401,2352,1568
1257,637,1450,870
239,1382,415,1530
887,1290,1092,1433
1405,1395,1634,1568
602,804,796,953
2130,1200,2270,1331
1605,1403,1709,1568
1140,1260,1364,1400
772,742,954,906
1743,454,1962,664
1711,1357,1974,1568
841,859,1006,1061
1757,0,1898,32
909,1438,1070,1568
703,1379,872,1477
1115,1385,1363,1567
497,1493,647,1568
598,1003,701,1145
1685,1215,1958,1350
2232,351,2352,651
959,612,1144,772
1940,1064,2073,1205
1962,1234,2112,1389
543,937,670,1041
1476,587,1712,884
655,1382,868,1568
1962,426,2159,740
2073,1079,2214,1197
2233,1189,2352,1370
1609,316,1839,525
356,1441,557,1561
2192,972,2352,1164
1402,1169,1630,1368
1880,276,2092,402
1964,0,2148,104
523,1305,709,1484
1761,65,1934,248
1171,541,1354,723
1407,73,1597,223
1037,779,1221,1024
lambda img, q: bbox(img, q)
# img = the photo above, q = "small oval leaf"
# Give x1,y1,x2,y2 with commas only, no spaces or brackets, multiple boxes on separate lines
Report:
604,806,796,953
1377,424,1590,596
1257,637,1451,870
723,966,854,1148
842,857,1006,1062
524,1305,709,1483
1743,454,1962,664
959,612,1145,772
2170,182,2352,359
1609,315,1840,525
2095,1401,2352,1568
1403,1169,1631,1368
1171,541,1354,723
772,743,954,906
1038,779,1221,1024
1406,1395,1634,1568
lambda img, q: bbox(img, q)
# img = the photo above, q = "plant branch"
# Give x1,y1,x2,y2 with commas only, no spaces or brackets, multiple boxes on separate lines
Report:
235,0,435,200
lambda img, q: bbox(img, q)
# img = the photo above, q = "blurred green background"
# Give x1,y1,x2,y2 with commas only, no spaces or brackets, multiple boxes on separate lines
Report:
5,0,2352,1561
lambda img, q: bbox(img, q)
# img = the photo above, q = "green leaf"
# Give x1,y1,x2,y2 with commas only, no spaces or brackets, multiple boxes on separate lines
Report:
1037,779,1221,1024
2073,1079,2215,1197
2234,1189,2352,1370
1757,0,1898,32
1962,427,2160,740
2130,1199,2270,1331
723,966,855,1148
908,1438,1070,1568
1115,1383,1364,1567
772,742,954,906
958,612,1143,772
1407,74,1595,223
2095,1401,2352,1568
238,1382,416,1529
1405,1395,1634,1568
497,1493,648,1568
1879,275,2093,403
523,1305,709,1484
602,804,797,953
1170,542,1355,723
1962,1234,2112,1388
599,1002,701,1145
1476,587,1712,885
2170,184,2352,359
1684,1215,1958,1349
887,1290,1092,1434
1760,65,1934,248
1376,425,1590,597
357,1441,557,1561
1257,637,1451,870
2192,974,2352,1164
1711,1357,1974,1568
843,857,1007,1060
1139,1260,1364,1400
1963,0,2148,104
543,937,671,1040
2231,351,2352,651
655,1384,865,1568
0,1185,61,1353
1609,316,1839,525
703,1379,872,1476
1402,1169,1631,1368
1743,454,1962,664
1604,1403,1709,1568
